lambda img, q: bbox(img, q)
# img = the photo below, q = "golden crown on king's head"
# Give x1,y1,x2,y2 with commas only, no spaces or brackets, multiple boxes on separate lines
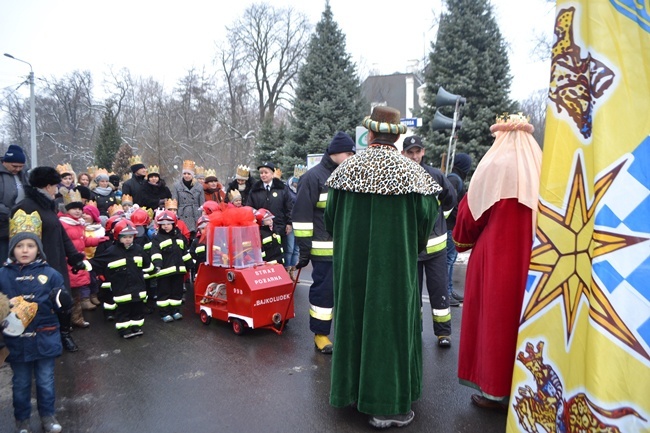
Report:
121,194,134,205
273,168,282,179
148,165,159,175
194,166,205,176
94,168,109,179
121,173,131,182
55,163,74,175
236,165,250,178
108,204,124,217
86,166,98,178
205,168,217,178
129,155,143,166
61,189,83,205
182,160,196,172
86,200,98,208
293,164,307,178
9,210,42,239
165,198,178,210
145,207,155,221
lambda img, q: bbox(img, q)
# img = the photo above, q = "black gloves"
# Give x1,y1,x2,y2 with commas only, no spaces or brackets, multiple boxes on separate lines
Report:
50,287,73,311
296,257,310,270
71,261,86,274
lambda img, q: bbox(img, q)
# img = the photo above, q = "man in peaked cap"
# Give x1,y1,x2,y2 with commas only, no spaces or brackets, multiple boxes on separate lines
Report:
292,131,355,355
0,145,29,261
325,107,441,428
402,135,457,347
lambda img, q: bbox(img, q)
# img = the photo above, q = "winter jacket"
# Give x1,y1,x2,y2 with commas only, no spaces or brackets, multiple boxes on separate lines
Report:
292,153,338,262
122,174,147,206
225,178,253,204
0,164,29,240
171,179,204,233
203,183,225,203
91,242,152,303
59,215,103,287
91,187,117,216
12,186,85,290
259,225,284,265
140,180,172,211
446,168,467,231
149,228,194,278
246,178,293,236
0,260,65,362
418,162,456,260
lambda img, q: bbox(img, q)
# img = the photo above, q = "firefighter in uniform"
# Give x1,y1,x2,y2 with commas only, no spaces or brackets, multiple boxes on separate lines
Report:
402,135,457,347
292,131,356,354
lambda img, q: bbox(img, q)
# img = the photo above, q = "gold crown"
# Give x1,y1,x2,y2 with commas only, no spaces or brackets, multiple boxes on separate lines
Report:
129,155,143,166
236,165,250,178
182,160,195,172
61,189,83,206
148,165,159,174
86,200,98,208
122,173,131,182
165,198,178,210
228,190,242,202
86,165,98,178
293,164,307,178
94,168,109,179
205,168,217,178
273,167,282,179
55,163,74,176
194,166,205,176
108,204,124,217
9,210,42,239
145,207,155,221
121,194,134,204
491,112,534,133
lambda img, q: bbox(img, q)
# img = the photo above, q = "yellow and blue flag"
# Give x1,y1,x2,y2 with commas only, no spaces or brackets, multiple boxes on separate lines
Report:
508,1,650,432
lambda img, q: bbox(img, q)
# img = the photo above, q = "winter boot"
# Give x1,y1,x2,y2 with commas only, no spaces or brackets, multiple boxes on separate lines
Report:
89,293,101,306
314,334,333,354
41,415,62,433
80,297,96,310
71,302,89,328
57,312,79,352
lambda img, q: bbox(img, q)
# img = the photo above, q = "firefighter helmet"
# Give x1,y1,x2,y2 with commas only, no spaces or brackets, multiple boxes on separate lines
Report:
130,208,150,226
105,214,125,233
196,215,210,231
113,220,138,240
254,208,274,225
201,200,220,215
155,210,177,225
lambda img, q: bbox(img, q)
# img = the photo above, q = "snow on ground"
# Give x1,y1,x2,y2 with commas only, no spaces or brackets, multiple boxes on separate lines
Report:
456,251,471,265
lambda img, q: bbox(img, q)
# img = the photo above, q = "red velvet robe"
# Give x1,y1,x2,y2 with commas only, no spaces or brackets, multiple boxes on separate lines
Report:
452,196,533,397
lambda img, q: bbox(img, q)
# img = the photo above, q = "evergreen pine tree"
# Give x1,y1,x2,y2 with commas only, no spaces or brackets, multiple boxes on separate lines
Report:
95,101,122,170
281,1,366,170
255,118,287,174
419,0,517,171
112,143,134,179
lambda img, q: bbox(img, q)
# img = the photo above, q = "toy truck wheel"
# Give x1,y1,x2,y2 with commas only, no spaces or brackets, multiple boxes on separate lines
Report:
200,310,211,325
231,318,245,335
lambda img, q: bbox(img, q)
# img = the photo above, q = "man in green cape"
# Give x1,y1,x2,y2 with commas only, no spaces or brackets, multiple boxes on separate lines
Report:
325,106,441,429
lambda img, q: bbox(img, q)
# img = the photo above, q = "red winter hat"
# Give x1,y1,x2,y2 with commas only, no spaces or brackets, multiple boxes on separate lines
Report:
83,205,101,224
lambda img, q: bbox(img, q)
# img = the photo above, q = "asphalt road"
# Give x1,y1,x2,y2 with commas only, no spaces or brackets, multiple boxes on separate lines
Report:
0,258,507,433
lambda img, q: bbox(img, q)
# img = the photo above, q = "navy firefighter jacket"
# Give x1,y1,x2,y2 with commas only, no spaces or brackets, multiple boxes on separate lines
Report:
90,242,152,302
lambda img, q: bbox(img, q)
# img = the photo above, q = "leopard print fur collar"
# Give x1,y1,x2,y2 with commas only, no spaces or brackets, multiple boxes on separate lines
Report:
327,146,442,196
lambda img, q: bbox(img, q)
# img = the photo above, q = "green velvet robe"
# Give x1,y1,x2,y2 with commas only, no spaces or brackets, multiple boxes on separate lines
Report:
325,145,440,416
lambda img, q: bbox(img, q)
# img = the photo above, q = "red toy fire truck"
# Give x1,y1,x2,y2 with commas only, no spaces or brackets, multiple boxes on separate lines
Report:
193,208,295,335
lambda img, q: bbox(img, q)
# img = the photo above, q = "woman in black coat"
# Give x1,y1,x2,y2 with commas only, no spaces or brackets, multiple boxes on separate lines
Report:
140,170,172,212
12,166,86,352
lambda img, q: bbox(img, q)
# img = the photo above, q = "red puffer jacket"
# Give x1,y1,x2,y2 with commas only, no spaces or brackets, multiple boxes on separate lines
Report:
59,215,103,287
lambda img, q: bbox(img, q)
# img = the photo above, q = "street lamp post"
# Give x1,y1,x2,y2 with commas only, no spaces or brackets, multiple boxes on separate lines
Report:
4,53,37,167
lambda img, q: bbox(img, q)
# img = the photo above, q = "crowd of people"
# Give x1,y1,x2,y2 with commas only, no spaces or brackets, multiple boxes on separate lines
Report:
0,106,542,432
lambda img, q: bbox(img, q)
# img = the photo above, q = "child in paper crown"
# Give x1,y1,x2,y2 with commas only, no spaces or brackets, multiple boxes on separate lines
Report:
0,210,72,433
254,208,284,265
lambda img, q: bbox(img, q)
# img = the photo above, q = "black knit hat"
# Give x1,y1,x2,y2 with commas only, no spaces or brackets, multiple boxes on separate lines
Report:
326,131,356,155
453,153,472,176
29,166,62,189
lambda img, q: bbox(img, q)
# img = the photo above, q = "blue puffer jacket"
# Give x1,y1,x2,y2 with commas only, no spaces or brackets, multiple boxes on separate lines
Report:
0,260,65,362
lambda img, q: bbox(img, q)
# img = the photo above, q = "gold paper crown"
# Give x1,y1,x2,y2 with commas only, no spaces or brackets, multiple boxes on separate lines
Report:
491,112,534,133
122,173,131,182
182,160,196,172
9,210,42,239
293,164,307,178
145,207,155,221
273,168,282,179
194,166,205,176
86,165,98,178
94,168,109,179
129,155,143,166
86,200,98,208
205,168,217,178
55,163,74,176
61,189,83,206
228,190,242,202
148,165,159,175
108,204,124,217
165,198,178,210
121,194,134,205
236,165,250,178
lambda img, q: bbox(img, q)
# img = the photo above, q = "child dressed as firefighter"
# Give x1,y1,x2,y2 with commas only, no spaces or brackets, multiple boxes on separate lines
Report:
149,211,194,322
190,215,210,265
90,220,152,339
254,208,284,265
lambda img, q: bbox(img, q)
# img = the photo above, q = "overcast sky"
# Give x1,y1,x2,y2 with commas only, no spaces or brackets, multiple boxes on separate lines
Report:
0,0,555,103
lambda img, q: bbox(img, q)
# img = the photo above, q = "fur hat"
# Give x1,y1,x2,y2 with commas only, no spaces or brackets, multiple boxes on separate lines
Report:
362,106,407,135
327,131,356,155
2,144,26,164
29,166,62,189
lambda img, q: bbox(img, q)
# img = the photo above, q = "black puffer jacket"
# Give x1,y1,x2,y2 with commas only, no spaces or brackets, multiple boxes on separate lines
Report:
246,177,293,235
